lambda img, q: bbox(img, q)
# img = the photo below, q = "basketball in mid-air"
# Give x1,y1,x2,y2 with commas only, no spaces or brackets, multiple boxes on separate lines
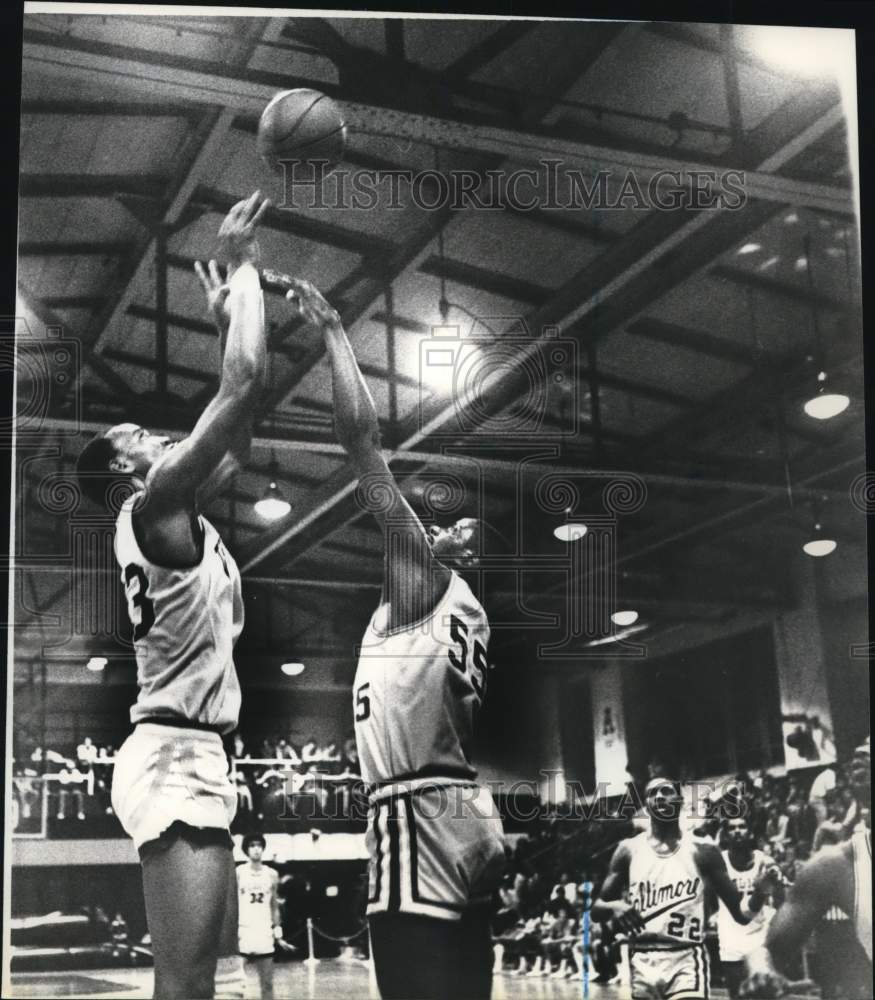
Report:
257,89,347,174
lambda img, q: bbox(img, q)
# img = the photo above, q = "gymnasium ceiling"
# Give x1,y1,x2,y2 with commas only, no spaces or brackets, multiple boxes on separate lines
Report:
13,14,867,682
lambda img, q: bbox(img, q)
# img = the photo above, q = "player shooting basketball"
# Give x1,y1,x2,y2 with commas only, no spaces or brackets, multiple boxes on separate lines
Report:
283,278,506,1000
75,191,270,999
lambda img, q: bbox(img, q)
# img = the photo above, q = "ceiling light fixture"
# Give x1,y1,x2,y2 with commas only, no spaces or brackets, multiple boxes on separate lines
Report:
86,657,107,672
611,610,639,627
802,521,837,558
800,233,850,421
255,458,291,521
281,662,306,676
803,371,850,420
554,523,587,542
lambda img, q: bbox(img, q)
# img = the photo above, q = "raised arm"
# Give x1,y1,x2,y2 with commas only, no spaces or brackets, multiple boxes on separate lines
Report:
192,258,256,505
285,279,451,629
145,192,269,511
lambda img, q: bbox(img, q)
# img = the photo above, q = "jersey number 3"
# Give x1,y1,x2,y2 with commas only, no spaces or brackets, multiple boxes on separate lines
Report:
124,564,155,641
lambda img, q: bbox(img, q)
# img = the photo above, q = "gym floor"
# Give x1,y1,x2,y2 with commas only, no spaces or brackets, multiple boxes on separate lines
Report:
9,962,819,999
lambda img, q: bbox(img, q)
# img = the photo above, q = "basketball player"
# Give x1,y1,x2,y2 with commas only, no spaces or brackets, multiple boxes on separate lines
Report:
592,778,770,999
742,739,871,998
718,817,784,998
284,278,506,1000
237,833,293,999
74,191,270,999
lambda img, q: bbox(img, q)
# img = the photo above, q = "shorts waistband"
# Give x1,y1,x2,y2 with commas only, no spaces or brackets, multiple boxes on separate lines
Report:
629,939,706,953
368,775,481,805
134,717,226,739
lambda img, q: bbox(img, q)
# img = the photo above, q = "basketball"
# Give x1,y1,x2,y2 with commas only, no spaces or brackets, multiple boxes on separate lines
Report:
257,89,347,174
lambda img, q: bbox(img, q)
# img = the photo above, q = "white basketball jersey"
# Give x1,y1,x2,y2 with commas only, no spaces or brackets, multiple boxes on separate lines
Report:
237,864,276,955
852,827,872,962
114,493,244,733
354,572,489,785
716,850,773,961
627,833,706,948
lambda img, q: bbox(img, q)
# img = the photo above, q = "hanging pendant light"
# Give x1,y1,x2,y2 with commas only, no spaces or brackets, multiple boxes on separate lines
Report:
803,369,850,420
801,231,851,420
254,457,291,521
802,520,837,558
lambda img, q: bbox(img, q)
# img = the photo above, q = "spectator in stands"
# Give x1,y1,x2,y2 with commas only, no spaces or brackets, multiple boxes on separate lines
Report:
57,759,87,820
765,803,790,848
812,790,847,851
538,899,578,979
77,736,98,768
301,737,319,765
340,736,360,776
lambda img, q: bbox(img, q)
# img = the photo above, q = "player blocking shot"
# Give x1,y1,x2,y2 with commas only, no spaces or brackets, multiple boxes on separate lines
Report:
74,192,270,999
592,778,771,1000
237,833,294,999
284,278,507,1000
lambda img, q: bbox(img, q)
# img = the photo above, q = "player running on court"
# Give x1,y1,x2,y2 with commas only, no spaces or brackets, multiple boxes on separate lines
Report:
237,833,294,999
592,778,771,1000
284,277,506,1000
75,192,269,999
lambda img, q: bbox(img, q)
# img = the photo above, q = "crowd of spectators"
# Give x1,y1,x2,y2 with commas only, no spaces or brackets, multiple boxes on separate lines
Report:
231,732,361,824
11,729,363,830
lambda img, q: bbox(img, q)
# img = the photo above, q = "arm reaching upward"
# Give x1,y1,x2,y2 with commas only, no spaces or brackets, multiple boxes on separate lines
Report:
146,192,269,510
284,279,451,629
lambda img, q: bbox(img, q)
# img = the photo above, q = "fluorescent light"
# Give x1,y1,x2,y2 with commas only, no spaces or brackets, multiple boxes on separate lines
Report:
804,392,850,420
611,610,639,627
803,538,837,557
281,662,305,676
86,657,107,672
737,243,760,255
554,523,587,542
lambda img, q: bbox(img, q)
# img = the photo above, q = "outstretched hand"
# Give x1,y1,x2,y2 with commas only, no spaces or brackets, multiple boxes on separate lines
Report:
194,259,231,332
284,278,341,330
217,190,270,268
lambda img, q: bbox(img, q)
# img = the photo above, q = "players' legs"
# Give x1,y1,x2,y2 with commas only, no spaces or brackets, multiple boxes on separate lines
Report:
140,822,235,999
457,905,495,999
250,955,274,1000
369,914,456,999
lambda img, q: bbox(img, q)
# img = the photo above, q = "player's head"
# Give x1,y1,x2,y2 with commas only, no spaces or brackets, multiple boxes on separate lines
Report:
427,517,509,569
849,737,870,806
427,517,482,564
724,815,753,849
644,777,683,822
76,424,177,506
242,832,266,860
